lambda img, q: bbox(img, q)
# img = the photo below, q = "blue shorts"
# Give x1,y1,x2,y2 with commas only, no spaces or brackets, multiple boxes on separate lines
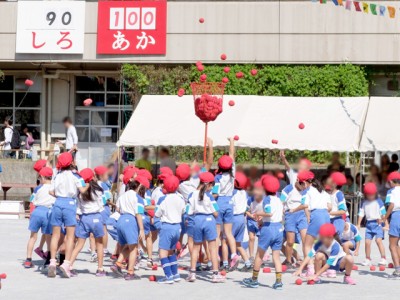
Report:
232,214,246,242
329,257,345,271
186,215,194,238
331,217,345,236
307,209,330,237
153,217,161,231
100,206,111,225
283,229,301,244
105,217,118,241
180,214,188,235
216,196,234,225
143,215,159,235
117,214,139,246
389,211,400,238
193,214,217,243
284,210,308,233
247,218,260,236
76,213,104,239
159,223,181,251
365,220,384,240
50,197,77,227
258,222,284,251
28,206,51,234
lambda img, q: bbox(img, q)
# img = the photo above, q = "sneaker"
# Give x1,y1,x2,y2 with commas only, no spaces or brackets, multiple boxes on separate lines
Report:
34,247,46,260
134,260,140,271
378,258,387,266
96,269,107,277
110,263,124,277
230,254,240,269
90,253,98,263
219,265,229,273
249,257,255,264
103,249,110,256
320,271,328,277
238,264,253,273
361,259,371,266
300,268,314,278
211,273,226,283
389,270,400,279
146,259,154,268
343,275,356,285
228,264,238,272
326,270,336,278
69,269,78,278
196,265,203,272
124,273,141,280
272,281,283,290
158,276,174,284
24,260,34,269
59,263,71,278
186,273,196,282
173,274,181,282
242,277,259,288
203,264,212,271
47,262,57,278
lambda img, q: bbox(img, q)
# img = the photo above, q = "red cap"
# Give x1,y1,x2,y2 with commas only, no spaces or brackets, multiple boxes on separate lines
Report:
123,166,137,175
324,184,332,191
123,168,136,185
80,168,94,183
160,167,173,175
39,167,53,177
192,164,201,173
235,172,248,189
176,164,191,181
330,172,347,186
262,175,280,193
388,171,400,182
218,155,233,170
57,152,73,169
253,180,263,189
319,223,336,237
364,182,377,195
33,159,47,173
137,169,152,181
297,170,315,182
94,165,108,176
158,173,172,181
163,175,180,194
135,175,150,189
199,172,215,183
276,171,285,180
299,158,312,168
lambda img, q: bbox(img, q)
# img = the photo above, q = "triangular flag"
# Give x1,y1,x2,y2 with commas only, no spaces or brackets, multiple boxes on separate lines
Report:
338,0,344,6
345,0,352,10
370,3,377,15
387,6,396,18
354,1,361,11
379,5,386,16
320,0,327,3
362,2,369,13
332,0,339,6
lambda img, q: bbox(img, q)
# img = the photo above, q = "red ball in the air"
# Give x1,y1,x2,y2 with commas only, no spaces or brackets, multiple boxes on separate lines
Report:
199,18,204,23
83,98,93,106
298,123,305,130
228,100,235,106
234,135,239,141
272,139,278,144
220,54,227,60
200,74,207,82
25,79,34,87
177,88,185,97
236,72,244,79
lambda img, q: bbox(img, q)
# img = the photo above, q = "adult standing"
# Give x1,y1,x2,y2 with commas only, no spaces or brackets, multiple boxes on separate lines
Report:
159,147,176,173
57,117,78,158
135,148,152,172
0,117,15,158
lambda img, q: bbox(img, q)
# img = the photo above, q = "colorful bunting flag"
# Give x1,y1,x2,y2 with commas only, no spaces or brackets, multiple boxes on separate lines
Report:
370,3,377,15
388,6,396,18
338,0,344,6
362,2,369,13
379,5,386,16
353,1,361,11
345,0,352,10
320,0,327,3
332,0,339,6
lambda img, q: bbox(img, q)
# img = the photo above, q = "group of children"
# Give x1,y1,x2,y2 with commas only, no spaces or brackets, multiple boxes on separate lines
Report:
24,141,400,290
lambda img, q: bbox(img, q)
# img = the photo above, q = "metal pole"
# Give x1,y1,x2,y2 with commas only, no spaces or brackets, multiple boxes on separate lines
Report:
262,149,265,172
154,146,159,179
203,122,208,164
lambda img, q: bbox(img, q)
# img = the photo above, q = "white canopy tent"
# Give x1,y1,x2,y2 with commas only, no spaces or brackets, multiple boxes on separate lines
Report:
118,95,371,152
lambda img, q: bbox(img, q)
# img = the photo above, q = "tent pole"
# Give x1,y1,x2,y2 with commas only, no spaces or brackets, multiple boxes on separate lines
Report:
262,149,265,172
203,123,208,164
154,147,159,179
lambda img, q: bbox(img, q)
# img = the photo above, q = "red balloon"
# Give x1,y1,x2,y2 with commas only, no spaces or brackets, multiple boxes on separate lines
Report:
234,135,239,141
83,98,93,106
228,100,235,106
199,18,204,23
25,79,34,87
220,53,227,60
222,77,229,84
223,67,230,73
272,139,278,144
298,123,305,130
250,69,258,76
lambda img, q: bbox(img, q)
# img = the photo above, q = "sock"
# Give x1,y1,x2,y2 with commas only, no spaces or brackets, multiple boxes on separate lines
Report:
44,254,50,266
196,261,201,268
207,261,212,267
276,272,282,283
345,273,350,277
252,269,259,280
26,258,32,261
59,253,65,265
381,256,386,259
161,257,172,278
245,260,251,267
168,254,178,276
223,261,228,267
396,266,400,272
230,253,237,259
50,259,57,266
366,256,371,260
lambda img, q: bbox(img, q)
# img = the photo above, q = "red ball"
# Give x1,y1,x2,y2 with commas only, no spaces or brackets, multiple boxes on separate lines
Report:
25,79,34,87
282,265,287,272
220,270,226,276
196,61,202,66
295,278,303,285
370,266,376,271
199,18,204,23
389,263,394,268
223,67,230,73
152,264,158,270
379,265,386,271
83,98,93,106
228,100,235,106
220,53,227,60
298,123,305,130
262,267,271,273
236,72,244,79
272,139,279,144
307,280,315,285
149,275,156,281
200,74,207,82
222,77,229,84
250,69,258,76
176,241,182,251
352,265,358,271
197,65,204,72
177,88,185,97
234,135,239,141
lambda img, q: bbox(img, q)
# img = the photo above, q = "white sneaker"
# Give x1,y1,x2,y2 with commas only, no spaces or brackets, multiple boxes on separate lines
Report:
186,273,196,282
90,253,98,262
212,273,226,283
378,258,387,266
361,259,371,266
326,270,336,278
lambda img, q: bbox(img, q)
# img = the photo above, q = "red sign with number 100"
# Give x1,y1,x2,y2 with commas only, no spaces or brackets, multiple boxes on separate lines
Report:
97,0,167,55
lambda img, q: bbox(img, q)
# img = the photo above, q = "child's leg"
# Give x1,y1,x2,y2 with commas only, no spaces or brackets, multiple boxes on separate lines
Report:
285,232,295,264
251,248,265,280
126,244,138,274
160,249,172,278
389,236,400,268
223,223,237,256
26,232,38,259
50,226,61,260
375,238,386,259
248,232,256,259
342,241,353,255
64,226,76,262
69,238,86,266
314,252,327,273
304,234,316,269
190,244,201,270
299,228,307,259
237,242,250,263
146,233,153,260
89,234,96,253
168,250,179,276
208,240,219,272
339,254,354,276
365,239,372,260
116,245,129,264
203,241,210,263
38,234,46,250
96,237,104,270
102,226,108,252
272,249,282,284
221,238,229,267
151,231,158,243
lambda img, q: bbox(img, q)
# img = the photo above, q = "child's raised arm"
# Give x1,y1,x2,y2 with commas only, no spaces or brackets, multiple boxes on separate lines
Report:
205,137,214,171
228,137,235,160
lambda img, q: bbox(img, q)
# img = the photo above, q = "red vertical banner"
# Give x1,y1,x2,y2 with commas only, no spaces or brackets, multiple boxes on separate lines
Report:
97,0,167,55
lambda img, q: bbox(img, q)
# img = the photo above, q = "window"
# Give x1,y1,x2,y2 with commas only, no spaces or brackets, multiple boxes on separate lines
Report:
0,75,42,140
75,76,132,143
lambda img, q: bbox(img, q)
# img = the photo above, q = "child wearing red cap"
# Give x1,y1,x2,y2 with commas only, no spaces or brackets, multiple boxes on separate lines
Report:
24,167,55,269
340,221,362,256
212,138,240,270
246,181,264,262
69,168,107,277
294,223,356,285
155,175,186,284
327,172,348,237
48,152,88,278
242,175,284,290
186,172,225,283
357,182,387,267
280,150,311,185
111,178,146,280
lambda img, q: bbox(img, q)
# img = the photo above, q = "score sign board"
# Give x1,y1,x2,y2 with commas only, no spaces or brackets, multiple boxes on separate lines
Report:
16,1,85,54
97,1,167,55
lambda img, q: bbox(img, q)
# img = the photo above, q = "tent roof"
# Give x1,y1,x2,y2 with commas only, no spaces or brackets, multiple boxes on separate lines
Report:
118,95,370,152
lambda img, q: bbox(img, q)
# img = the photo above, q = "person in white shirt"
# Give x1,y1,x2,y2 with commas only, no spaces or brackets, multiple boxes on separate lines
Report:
57,116,78,159
0,117,15,158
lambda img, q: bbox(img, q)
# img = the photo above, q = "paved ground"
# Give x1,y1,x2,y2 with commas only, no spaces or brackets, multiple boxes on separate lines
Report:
0,219,398,300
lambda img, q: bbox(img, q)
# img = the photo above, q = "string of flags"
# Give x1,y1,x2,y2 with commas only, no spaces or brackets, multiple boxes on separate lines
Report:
314,0,397,19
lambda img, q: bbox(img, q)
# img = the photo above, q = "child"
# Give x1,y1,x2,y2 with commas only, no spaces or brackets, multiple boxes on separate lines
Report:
186,172,225,283
383,171,400,278
357,182,387,266
246,181,264,262
328,172,348,235
24,167,55,268
340,221,362,255
68,168,106,276
294,223,356,285
48,152,88,278
297,170,330,277
111,176,146,280
242,175,284,289
155,175,186,284
212,137,240,270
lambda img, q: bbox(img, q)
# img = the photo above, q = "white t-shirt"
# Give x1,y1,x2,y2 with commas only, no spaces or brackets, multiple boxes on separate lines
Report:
330,190,347,218
3,127,13,150
389,186,400,212
30,184,55,208
178,178,198,202
187,190,218,215
358,199,386,220
117,190,145,216
51,170,85,198
232,189,248,215
249,198,264,215
280,184,302,210
155,192,185,224
262,195,283,223
286,168,298,185
61,125,78,150
77,190,104,215
301,186,329,211
151,186,165,204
